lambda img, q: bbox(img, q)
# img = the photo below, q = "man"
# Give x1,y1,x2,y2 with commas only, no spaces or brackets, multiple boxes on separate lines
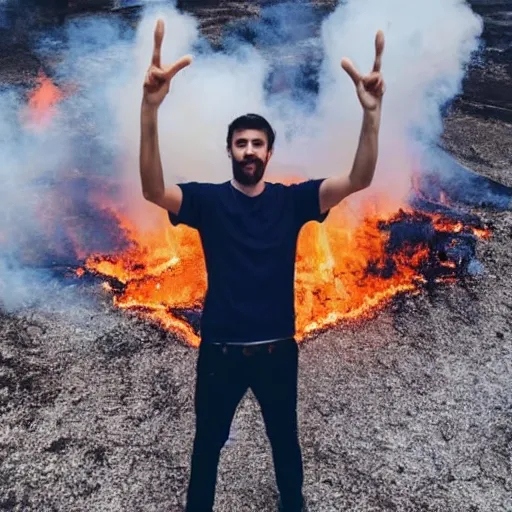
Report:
140,19,385,512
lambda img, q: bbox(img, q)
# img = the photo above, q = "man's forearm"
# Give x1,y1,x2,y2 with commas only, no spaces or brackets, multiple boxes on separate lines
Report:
140,102,165,201
349,108,381,190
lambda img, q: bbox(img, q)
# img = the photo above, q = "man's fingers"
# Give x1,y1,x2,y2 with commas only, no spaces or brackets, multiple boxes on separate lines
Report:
150,67,167,81
146,55,192,87
362,71,380,88
373,30,385,73
369,78,385,95
152,19,164,67
367,77,385,97
164,55,193,81
341,57,361,86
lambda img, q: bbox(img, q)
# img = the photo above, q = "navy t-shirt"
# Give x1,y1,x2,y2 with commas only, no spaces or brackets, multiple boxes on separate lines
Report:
169,179,328,344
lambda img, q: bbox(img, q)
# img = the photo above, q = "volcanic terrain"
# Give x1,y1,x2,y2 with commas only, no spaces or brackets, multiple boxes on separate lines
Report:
0,1,511,511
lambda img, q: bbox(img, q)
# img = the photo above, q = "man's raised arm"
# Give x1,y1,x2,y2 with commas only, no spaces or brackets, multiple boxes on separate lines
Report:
319,30,386,214
139,19,192,215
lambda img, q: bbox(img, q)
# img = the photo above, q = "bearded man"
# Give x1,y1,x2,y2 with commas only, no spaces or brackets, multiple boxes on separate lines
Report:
139,19,385,512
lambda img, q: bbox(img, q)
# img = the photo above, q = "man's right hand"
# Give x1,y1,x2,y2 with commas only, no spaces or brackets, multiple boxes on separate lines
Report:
142,19,192,108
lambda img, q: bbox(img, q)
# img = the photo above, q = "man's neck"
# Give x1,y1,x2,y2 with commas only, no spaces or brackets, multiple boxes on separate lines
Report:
231,179,265,197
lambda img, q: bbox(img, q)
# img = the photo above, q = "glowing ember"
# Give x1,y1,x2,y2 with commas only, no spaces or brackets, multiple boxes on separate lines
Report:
81,192,489,347
24,71,64,130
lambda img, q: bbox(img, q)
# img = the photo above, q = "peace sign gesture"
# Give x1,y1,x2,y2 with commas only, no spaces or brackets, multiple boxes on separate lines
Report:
341,31,385,111
143,19,192,108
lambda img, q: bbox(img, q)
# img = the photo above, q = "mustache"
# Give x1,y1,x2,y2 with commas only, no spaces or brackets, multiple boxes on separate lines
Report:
240,156,264,165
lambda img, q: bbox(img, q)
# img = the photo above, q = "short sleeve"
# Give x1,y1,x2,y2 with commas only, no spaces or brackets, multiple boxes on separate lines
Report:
289,178,329,228
168,182,205,230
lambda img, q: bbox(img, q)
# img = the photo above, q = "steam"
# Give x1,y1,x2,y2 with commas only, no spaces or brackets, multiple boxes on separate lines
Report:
0,0,483,311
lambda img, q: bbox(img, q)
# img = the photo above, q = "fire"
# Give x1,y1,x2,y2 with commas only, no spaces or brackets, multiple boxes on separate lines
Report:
81,193,488,347
21,75,489,347
293,207,421,335
433,217,490,239
84,207,207,346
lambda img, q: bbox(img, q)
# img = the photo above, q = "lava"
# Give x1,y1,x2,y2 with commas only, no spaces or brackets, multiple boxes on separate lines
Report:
18,72,491,347
81,196,489,347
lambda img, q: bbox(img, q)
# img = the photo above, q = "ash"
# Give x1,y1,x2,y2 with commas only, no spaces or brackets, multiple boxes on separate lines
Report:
1,1,512,511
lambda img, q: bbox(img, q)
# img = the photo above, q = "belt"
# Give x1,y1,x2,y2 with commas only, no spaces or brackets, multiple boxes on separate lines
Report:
206,337,293,357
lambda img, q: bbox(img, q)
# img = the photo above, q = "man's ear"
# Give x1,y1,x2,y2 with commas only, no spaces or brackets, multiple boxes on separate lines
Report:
266,149,273,162
227,147,232,159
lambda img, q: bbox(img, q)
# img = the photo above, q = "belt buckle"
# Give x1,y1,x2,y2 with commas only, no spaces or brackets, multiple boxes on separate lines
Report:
242,343,276,356
242,345,254,357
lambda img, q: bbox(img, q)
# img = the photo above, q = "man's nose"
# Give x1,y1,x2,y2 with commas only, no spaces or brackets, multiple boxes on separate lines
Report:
245,144,255,155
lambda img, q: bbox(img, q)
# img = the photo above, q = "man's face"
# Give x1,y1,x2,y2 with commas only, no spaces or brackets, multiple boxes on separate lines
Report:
229,129,272,186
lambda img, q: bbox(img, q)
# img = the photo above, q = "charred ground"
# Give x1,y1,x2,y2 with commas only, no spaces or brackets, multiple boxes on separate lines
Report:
1,1,511,511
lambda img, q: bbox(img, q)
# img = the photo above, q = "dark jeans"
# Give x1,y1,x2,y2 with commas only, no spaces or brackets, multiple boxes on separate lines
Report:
185,338,303,512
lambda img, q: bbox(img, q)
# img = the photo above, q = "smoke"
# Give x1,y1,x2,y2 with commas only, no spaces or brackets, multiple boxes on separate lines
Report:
113,0,482,216
0,0,483,312
305,0,483,206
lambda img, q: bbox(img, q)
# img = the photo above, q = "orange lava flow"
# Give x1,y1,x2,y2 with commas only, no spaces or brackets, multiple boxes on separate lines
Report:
21,73,490,346
85,209,207,347
81,196,488,347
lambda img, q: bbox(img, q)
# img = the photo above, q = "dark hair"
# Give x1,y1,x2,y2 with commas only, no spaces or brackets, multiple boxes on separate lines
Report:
226,113,276,151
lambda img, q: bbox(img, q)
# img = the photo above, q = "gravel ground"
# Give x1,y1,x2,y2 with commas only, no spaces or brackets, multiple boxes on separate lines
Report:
1,220,511,512
1,1,511,511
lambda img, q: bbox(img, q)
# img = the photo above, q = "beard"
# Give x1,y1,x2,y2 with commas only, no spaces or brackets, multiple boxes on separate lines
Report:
232,156,266,186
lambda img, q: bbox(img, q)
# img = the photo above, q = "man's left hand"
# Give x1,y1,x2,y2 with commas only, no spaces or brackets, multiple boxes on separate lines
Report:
341,30,385,111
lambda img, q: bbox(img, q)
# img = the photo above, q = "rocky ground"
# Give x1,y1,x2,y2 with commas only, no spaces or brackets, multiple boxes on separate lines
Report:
1,1,512,511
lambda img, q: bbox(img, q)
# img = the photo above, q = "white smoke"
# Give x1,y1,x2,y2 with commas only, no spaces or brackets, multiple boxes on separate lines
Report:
309,0,482,206
111,5,273,229
0,0,483,311
109,0,482,223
